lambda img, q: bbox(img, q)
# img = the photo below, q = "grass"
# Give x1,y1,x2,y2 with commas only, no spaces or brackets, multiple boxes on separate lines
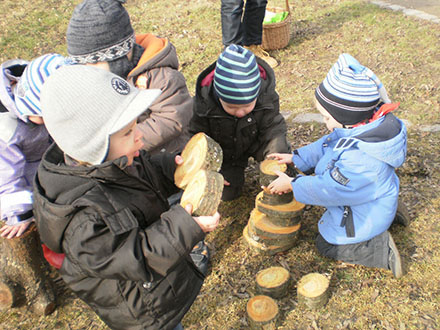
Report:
1,0,440,329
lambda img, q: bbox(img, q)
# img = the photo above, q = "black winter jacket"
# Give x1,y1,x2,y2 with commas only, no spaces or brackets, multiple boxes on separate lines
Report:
190,58,290,170
33,144,205,330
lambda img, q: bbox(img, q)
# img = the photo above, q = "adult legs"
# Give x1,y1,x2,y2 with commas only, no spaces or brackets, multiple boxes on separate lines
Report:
242,0,267,46
221,0,245,46
221,165,246,201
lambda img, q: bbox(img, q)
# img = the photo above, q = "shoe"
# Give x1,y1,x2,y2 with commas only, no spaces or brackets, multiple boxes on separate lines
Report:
190,240,210,276
393,199,410,227
387,232,403,278
244,45,278,68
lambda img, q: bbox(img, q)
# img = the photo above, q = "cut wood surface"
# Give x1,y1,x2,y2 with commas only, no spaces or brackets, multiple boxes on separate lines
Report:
175,132,223,189
243,225,295,255
248,208,301,243
0,224,56,315
256,267,291,299
180,170,224,216
259,159,287,187
261,187,293,206
256,191,305,219
297,273,330,309
246,295,278,329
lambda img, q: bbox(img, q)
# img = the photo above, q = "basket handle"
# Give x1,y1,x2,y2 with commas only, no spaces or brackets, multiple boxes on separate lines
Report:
285,0,290,14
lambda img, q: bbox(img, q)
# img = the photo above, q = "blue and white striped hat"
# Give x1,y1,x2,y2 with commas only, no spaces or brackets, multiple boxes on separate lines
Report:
14,53,66,121
315,53,391,125
214,45,261,105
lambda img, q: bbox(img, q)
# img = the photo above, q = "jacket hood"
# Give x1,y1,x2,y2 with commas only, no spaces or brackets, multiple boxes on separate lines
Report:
0,59,28,117
194,57,276,117
127,34,178,80
34,144,141,253
333,113,407,168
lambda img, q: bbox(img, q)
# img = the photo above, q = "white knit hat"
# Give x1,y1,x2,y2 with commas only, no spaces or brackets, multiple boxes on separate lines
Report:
41,65,161,164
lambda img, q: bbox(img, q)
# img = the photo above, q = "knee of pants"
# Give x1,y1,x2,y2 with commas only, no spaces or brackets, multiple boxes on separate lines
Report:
221,0,244,12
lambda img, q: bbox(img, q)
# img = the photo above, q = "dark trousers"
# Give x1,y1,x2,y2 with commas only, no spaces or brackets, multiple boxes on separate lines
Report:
221,165,245,201
316,231,389,270
221,0,268,46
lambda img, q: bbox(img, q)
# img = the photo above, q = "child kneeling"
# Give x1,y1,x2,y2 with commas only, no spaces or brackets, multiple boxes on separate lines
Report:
268,54,407,278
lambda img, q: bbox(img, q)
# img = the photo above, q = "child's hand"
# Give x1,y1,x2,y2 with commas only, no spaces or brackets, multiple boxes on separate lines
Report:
224,179,230,186
267,171,293,194
175,155,184,165
267,153,293,165
0,219,33,239
193,212,221,233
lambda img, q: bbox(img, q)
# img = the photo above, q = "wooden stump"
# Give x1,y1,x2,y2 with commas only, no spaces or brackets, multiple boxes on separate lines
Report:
259,159,287,187
175,132,223,189
256,267,291,299
261,187,293,206
243,225,295,255
256,191,305,220
0,223,56,315
180,170,224,216
248,208,300,245
246,295,279,329
297,273,330,310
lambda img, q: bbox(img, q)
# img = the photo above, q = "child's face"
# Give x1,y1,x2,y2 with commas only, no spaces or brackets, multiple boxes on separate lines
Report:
315,98,343,132
106,119,143,166
219,99,257,118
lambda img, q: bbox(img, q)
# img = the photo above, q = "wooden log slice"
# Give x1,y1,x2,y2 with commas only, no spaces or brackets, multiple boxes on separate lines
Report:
180,170,224,216
246,295,278,329
261,187,293,206
259,159,287,187
175,132,223,189
248,208,301,244
256,267,291,299
256,191,305,220
243,225,295,255
247,222,292,246
0,280,15,310
297,273,330,309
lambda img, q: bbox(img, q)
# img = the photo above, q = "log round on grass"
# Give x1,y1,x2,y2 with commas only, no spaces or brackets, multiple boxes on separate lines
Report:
174,132,223,189
180,170,224,216
256,267,291,299
297,273,330,309
246,295,278,329
259,159,287,187
261,187,293,206
0,280,14,310
256,191,305,220
243,225,295,255
248,208,300,244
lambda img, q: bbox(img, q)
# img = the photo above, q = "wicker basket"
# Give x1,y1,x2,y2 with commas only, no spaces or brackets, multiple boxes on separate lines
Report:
262,0,291,51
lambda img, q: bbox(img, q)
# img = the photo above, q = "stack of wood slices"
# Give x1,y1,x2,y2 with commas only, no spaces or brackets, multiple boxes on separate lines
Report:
243,159,305,254
175,133,224,216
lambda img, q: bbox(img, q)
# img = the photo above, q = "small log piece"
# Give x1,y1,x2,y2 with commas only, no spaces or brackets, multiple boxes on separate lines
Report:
259,159,287,187
246,295,279,330
243,225,295,255
297,273,330,309
0,224,56,315
261,187,293,206
175,132,223,189
180,170,224,216
248,209,300,245
256,267,291,299
256,191,305,220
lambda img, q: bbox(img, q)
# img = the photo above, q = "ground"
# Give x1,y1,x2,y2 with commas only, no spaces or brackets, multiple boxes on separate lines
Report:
0,0,439,329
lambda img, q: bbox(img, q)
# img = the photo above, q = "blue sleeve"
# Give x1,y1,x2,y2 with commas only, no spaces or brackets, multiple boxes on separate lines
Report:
292,134,329,172
292,150,380,207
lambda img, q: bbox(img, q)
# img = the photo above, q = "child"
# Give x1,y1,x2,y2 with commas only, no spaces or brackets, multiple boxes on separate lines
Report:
0,54,65,239
267,54,407,278
189,44,290,201
34,65,220,330
66,0,192,155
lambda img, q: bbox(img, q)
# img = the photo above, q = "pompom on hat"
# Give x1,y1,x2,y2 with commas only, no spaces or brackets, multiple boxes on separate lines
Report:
14,53,66,121
214,44,261,105
41,65,161,165
66,0,134,64
315,53,391,125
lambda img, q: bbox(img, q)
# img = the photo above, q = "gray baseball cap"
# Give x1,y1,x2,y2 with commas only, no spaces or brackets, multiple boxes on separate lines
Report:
41,65,161,165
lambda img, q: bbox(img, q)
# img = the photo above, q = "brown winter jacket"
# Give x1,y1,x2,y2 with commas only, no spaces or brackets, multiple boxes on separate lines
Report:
33,144,205,330
127,34,192,155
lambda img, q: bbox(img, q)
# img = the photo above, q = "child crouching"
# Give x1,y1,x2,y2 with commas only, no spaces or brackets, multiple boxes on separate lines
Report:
268,54,407,278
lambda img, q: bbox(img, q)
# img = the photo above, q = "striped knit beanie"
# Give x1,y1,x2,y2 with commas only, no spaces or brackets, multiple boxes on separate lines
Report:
14,54,66,121
214,45,261,105
67,0,134,64
315,53,391,125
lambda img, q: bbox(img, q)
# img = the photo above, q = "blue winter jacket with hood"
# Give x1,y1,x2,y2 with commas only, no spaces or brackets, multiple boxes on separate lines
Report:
291,113,407,245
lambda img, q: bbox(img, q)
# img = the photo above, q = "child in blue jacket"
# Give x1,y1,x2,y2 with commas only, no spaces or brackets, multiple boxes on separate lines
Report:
0,54,66,239
267,54,407,278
